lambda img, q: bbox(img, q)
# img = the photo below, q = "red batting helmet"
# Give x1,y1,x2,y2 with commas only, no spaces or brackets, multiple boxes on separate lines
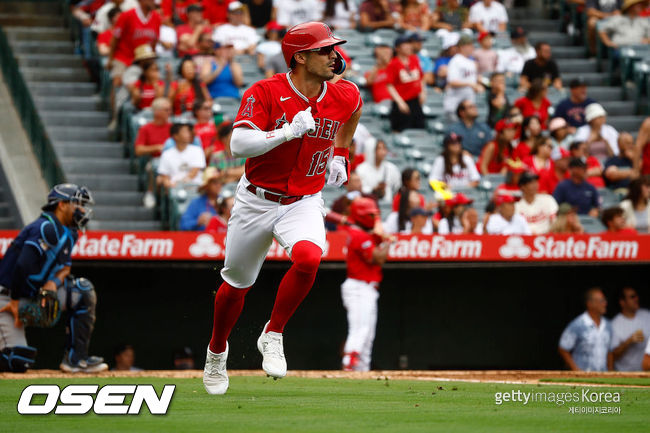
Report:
281,21,346,68
349,198,379,230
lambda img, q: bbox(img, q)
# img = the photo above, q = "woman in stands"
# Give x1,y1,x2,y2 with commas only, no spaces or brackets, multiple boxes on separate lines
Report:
391,168,426,211
169,56,211,115
438,193,477,234
201,42,243,99
512,115,542,161
322,0,358,30
523,136,558,194
514,78,551,129
429,132,481,189
384,189,434,234
129,61,166,111
478,119,517,175
358,0,399,31
397,0,431,32
620,176,650,233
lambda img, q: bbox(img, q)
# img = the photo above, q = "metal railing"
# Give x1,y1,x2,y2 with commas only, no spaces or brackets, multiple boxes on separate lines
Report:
0,24,65,187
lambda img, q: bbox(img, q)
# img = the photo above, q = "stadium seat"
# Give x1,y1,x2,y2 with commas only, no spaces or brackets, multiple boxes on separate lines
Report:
579,215,606,233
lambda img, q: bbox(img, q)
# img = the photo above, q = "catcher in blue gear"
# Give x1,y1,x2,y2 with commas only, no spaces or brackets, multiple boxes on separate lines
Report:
0,184,107,373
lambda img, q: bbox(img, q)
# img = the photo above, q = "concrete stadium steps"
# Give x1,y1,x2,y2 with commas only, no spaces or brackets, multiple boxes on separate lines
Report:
11,40,75,55
54,141,123,158
2,0,162,230
0,13,64,27
60,158,131,174
4,26,71,42
28,82,96,97
16,53,84,69
41,110,110,127
35,95,103,111
510,8,644,135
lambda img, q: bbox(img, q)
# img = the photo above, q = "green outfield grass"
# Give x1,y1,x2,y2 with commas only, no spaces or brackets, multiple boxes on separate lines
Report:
1,376,649,433
540,377,650,386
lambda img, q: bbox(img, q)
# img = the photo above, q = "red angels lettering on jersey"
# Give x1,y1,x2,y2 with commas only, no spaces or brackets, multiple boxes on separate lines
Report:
233,72,362,196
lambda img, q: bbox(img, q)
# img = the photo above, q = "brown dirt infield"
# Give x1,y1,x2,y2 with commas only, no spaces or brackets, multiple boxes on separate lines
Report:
2,370,649,387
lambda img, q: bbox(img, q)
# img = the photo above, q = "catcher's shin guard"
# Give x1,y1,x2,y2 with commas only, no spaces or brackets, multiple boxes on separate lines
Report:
61,277,97,364
0,345,37,372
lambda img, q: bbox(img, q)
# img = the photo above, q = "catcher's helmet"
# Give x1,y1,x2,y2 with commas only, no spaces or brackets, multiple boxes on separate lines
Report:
349,197,379,230
42,183,94,230
281,22,346,71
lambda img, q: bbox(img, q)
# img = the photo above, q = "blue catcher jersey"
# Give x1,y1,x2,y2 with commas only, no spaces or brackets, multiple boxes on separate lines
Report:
0,212,78,299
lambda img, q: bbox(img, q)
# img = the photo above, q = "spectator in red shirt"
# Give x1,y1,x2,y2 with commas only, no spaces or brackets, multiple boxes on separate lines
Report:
513,115,542,161
494,159,526,199
386,34,425,132
193,100,218,159
169,57,211,115
97,7,122,57
478,119,517,175
135,97,172,207
128,60,166,111
365,43,393,103
204,0,236,25
523,136,558,194
391,167,426,211
161,0,199,25
569,140,605,188
602,206,638,234
514,79,552,129
176,4,211,57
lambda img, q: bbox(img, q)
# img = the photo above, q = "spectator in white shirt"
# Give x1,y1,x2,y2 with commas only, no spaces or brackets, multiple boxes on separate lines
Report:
486,194,532,234
438,193,482,234
468,0,508,34
322,0,358,30
212,1,260,55
429,132,481,189
157,123,207,188
384,190,434,234
496,26,536,76
444,34,482,120
275,0,321,28
92,0,138,33
574,103,619,165
515,171,559,234
611,287,650,371
356,140,402,204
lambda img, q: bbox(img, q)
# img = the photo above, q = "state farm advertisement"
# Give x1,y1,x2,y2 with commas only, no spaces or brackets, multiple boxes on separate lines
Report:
0,231,648,262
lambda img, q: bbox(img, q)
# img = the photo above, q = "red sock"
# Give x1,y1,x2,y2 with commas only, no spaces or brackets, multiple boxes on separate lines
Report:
268,241,322,333
209,282,250,353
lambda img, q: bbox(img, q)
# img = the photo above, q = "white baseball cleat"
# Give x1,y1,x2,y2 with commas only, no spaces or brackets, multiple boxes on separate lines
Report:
203,343,229,395
257,321,287,378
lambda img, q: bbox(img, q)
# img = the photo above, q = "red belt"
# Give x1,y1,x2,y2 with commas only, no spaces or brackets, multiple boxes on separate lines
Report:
246,184,303,205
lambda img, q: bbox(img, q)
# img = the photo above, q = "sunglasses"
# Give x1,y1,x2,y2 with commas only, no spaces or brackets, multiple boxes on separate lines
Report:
309,45,336,56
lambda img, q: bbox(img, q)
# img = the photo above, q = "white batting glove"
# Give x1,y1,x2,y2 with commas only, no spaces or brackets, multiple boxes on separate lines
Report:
283,106,316,141
327,155,348,187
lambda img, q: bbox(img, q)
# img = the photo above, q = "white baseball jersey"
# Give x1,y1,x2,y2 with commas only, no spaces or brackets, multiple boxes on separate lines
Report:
468,1,509,33
212,23,260,52
485,212,532,235
496,45,536,75
429,154,481,189
610,309,650,371
444,53,478,114
515,194,558,235
157,144,206,185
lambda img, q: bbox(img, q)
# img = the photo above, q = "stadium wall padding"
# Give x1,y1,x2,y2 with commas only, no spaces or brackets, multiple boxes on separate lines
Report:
26,262,649,371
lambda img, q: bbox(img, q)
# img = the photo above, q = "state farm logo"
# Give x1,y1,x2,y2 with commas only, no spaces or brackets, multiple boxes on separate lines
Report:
499,236,531,259
189,234,223,257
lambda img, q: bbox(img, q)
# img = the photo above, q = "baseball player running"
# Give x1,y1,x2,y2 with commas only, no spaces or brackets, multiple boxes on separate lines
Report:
341,198,390,372
0,184,107,373
203,22,362,394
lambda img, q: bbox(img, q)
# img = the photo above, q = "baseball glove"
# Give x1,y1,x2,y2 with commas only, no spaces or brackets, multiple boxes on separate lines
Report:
19,289,60,328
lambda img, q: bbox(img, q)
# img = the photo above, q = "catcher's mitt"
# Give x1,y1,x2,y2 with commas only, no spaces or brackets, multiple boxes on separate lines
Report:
19,289,61,328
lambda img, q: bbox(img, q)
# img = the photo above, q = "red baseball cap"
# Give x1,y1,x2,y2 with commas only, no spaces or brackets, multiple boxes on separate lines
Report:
478,31,493,42
495,194,519,206
445,192,474,207
495,119,518,132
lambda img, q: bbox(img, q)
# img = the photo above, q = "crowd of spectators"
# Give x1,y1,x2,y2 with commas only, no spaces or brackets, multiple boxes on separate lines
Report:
68,0,650,235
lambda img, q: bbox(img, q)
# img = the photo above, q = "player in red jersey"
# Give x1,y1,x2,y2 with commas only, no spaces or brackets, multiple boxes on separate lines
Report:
203,22,362,395
341,198,390,372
